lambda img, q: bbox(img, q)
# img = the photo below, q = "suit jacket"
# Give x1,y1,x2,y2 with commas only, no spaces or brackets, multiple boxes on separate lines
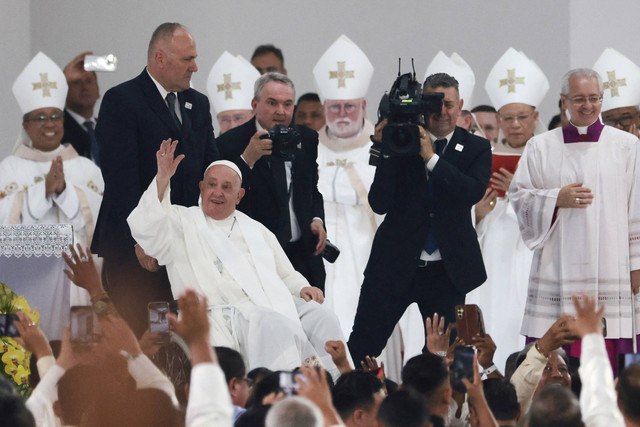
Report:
92,68,218,259
216,118,326,286
365,127,491,294
63,109,91,159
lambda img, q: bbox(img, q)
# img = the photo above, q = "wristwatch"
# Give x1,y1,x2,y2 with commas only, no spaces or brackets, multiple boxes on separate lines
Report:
92,295,113,317
481,364,498,378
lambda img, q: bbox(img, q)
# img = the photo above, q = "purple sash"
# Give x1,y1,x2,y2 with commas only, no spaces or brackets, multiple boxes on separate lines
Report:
562,120,604,143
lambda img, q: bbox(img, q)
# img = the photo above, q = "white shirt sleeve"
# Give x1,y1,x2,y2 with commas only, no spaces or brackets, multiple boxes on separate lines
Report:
127,353,179,408
578,333,625,427
185,363,233,427
509,345,546,414
25,363,66,427
51,183,80,220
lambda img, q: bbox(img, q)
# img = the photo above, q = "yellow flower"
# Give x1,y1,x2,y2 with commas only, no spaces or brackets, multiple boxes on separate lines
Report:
12,365,29,385
0,338,18,353
12,295,31,313
2,348,25,367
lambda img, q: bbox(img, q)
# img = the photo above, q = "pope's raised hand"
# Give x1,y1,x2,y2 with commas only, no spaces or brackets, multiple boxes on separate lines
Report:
156,139,185,196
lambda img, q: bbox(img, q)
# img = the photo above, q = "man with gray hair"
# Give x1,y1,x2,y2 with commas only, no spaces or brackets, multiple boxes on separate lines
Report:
216,72,327,291
509,68,640,368
265,396,324,427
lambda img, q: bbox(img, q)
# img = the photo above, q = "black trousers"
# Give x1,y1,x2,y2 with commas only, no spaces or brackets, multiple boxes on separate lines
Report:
102,254,174,337
347,260,465,365
283,239,326,292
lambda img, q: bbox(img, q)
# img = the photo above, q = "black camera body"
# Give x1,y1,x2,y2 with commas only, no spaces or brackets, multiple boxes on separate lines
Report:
260,124,302,161
370,62,443,165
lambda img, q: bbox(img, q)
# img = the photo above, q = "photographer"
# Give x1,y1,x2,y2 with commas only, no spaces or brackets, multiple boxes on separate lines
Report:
347,72,491,365
217,72,327,291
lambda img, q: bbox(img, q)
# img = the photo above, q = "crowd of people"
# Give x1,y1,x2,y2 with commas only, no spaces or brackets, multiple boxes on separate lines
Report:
1,20,640,427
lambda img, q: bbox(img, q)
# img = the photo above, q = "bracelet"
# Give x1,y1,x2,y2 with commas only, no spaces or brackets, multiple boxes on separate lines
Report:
90,291,109,304
534,341,549,358
434,350,447,358
481,364,498,377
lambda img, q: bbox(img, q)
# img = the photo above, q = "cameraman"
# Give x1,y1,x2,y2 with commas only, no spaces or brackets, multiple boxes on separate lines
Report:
217,72,327,291
347,73,491,364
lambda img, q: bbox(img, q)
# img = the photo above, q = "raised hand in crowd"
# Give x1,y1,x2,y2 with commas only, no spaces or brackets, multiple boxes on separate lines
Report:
139,329,163,357
426,312,453,356
62,244,104,299
156,138,185,196
566,294,604,338
535,314,576,357
462,353,499,427
100,315,143,358
13,311,53,361
168,289,217,366
325,340,351,374
296,366,344,427
472,333,503,379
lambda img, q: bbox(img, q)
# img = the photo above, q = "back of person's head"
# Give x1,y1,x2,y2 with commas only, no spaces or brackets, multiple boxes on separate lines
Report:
55,364,124,425
236,404,270,427
297,92,321,104
470,104,497,113
0,379,35,427
265,396,323,427
251,44,284,64
482,378,520,422
617,363,640,424
248,371,281,409
215,346,246,382
401,353,449,406
529,384,583,427
377,388,429,427
82,388,179,427
332,370,384,420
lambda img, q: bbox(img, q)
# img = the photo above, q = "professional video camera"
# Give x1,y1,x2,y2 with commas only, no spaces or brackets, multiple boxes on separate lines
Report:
260,124,302,161
369,59,443,166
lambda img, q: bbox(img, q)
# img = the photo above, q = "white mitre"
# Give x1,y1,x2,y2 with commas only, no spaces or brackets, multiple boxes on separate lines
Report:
592,48,640,112
207,51,259,114
424,51,476,107
12,51,68,114
485,47,549,110
313,34,374,101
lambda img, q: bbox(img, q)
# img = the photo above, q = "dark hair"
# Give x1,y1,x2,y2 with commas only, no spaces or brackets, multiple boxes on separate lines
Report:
529,384,582,427
483,378,519,421
471,104,497,113
236,404,270,427
215,346,246,383
0,392,35,427
548,114,562,130
297,93,321,104
617,363,640,423
251,44,285,65
423,72,459,93
401,353,449,400
332,370,383,419
148,22,186,59
377,388,430,427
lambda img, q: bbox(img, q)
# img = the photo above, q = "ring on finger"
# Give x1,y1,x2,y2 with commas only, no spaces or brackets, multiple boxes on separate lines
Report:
575,197,581,204
80,255,89,262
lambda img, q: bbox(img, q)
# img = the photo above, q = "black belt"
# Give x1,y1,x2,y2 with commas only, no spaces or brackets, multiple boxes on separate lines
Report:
417,259,442,268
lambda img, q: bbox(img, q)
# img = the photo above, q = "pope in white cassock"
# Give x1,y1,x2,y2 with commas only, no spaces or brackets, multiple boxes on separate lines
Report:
509,69,640,364
127,139,344,378
0,52,104,306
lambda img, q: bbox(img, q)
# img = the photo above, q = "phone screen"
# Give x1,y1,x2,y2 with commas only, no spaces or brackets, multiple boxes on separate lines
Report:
70,306,98,344
148,302,170,344
452,346,475,393
0,314,20,338
619,353,640,370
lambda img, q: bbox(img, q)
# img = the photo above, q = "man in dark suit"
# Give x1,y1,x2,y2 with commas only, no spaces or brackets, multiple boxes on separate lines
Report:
348,73,491,364
62,52,100,163
216,72,327,290
92,22,218,334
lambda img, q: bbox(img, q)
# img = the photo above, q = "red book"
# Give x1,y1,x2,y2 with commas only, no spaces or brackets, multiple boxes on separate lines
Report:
490,153,521,197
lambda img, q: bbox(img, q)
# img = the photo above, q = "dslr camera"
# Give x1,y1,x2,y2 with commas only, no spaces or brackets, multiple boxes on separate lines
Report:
261,124,302,161
370,59,443,166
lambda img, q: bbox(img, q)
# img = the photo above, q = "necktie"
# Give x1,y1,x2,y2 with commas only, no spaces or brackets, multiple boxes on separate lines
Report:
83,120,100,166
271,158,292,244
165,92,182,128
424,139,447,254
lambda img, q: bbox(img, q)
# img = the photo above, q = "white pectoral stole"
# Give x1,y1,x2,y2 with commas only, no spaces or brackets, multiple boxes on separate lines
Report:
195,211,301,326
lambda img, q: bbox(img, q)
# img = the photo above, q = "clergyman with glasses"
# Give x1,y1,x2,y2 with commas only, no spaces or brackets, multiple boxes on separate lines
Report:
509,68,640,368
1,52,104,306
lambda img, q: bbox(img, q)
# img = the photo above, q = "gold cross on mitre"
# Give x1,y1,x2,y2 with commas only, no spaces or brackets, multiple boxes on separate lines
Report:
499,69,525,93
216,73,241,100
32,73,57,97
603,70,627,97
329,61,355,88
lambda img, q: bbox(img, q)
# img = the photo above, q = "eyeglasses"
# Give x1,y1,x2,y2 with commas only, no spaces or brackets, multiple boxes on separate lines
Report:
327,103,358,114
25,113,64,123
499,113,533,124
603,115,636,128
566,95,603,106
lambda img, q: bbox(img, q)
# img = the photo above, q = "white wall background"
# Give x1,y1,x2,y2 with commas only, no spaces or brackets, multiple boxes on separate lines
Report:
1,0,639,160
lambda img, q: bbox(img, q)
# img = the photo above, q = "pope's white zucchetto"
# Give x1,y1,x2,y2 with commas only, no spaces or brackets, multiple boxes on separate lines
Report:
204,160,242,181
485,47,549,111
313,34,374,101
424,51,476,107
592,48,640,112
12,51,68,114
